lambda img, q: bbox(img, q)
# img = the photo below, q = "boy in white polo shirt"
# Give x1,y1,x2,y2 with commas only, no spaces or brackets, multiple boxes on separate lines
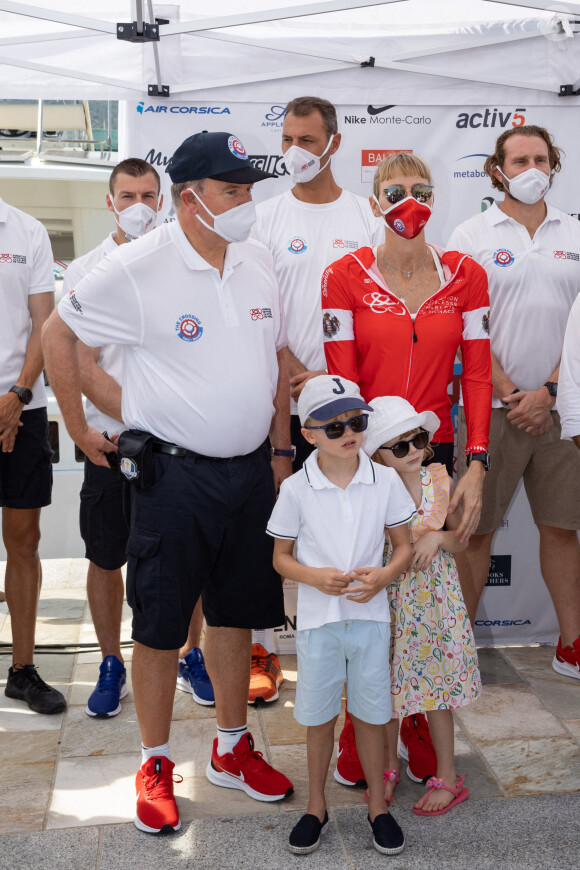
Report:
267,375,414,857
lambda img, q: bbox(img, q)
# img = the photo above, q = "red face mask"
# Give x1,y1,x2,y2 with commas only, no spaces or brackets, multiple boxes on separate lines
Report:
375,195,432,240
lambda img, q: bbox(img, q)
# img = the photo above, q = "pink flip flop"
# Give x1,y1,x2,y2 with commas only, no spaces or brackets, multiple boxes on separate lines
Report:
413,774,469,817
364,769,400,806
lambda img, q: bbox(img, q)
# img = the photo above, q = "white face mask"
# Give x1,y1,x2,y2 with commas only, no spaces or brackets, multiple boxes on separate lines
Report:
188,188,256,243
283,135,335,184
498,166,550,205
112,200,159,241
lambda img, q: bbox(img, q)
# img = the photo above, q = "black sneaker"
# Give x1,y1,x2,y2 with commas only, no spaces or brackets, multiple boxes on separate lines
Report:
368,813,405,855
288,811,329,854
5,665,67,714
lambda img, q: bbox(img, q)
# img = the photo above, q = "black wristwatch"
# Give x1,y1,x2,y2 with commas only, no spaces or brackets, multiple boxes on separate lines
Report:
466,451,490,472
543,381,558,398
9,385,33,405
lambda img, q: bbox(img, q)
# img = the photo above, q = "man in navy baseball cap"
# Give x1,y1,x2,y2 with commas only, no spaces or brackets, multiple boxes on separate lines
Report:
167,130,275,184
44,125,294,834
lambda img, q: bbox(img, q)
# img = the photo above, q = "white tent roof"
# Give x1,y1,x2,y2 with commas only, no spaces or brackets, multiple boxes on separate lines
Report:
0,0,579,104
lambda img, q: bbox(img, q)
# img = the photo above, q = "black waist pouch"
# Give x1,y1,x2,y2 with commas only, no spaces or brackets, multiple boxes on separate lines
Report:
118,430,156,490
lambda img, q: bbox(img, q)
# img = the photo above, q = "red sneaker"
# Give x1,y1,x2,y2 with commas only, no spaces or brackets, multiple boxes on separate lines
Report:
398,714,437,783
206,732,293,802
134,756,182,833
333,710,367,787
552,635,580,680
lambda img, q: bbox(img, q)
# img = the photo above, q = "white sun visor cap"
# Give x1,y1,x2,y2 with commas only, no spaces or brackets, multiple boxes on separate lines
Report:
363,396,440,457
297,375,373,426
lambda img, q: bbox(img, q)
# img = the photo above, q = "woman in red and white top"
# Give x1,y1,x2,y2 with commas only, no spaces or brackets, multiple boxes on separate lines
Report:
322,152,492,542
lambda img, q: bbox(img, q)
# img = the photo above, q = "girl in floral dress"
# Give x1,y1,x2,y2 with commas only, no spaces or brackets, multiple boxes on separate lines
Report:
363,396,481,816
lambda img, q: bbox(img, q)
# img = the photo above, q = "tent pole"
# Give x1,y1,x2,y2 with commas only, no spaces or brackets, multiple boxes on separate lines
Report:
36,98,43,157
133,0,144,36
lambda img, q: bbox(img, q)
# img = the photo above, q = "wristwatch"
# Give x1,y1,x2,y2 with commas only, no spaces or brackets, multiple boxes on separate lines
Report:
271,446,296,460
9,385,33,405
543,381,558,398
466,451,490,472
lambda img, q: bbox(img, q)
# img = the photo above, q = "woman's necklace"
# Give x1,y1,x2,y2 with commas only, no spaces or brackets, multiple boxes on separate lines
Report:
381,245,428,279
380,245,429,301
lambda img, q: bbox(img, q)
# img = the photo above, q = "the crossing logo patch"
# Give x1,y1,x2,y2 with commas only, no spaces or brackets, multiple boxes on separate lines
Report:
493,249,514,267
176,314,203,342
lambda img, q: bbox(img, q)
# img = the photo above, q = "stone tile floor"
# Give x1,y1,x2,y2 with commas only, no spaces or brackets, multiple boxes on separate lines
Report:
1,559,579,867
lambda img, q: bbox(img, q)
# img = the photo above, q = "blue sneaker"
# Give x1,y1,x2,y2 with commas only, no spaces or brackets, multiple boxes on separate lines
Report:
176,648,215,706
86,655,128,718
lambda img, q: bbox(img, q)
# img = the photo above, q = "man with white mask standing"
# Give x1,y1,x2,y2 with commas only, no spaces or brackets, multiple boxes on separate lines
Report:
43,132,294,834
448,125,580,678
63,158,167,719
250,98,383,743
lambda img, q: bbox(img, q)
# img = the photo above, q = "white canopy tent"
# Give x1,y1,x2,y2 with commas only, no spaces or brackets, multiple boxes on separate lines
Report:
0,0,579,105
1,1,578,646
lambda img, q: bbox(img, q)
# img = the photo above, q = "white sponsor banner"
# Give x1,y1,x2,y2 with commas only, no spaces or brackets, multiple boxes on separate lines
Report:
121,99,580,649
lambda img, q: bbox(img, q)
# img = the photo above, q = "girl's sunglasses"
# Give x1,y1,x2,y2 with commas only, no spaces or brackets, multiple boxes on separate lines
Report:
383,184,434,205
304,414,368,440
380,429,429,458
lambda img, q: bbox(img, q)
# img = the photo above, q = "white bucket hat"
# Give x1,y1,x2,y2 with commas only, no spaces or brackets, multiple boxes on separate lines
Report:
363,396,440,458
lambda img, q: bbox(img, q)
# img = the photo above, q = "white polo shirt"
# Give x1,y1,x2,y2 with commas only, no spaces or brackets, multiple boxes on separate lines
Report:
448,203,580,410
62,233,122,434
0,198,54,410
58,220,287,457
267,450,415,631
253,189,383,412
559,293,580,440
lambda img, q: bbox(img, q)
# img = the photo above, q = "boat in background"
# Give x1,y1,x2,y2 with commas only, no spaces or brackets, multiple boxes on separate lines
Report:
0,100,118,560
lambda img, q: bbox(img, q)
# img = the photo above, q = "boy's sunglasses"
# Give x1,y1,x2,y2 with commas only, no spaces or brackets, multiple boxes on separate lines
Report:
304,414,369,440
380,429,429,458
383,184,434,205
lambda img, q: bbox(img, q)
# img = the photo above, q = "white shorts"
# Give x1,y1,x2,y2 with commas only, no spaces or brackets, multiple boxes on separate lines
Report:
294,619,391,726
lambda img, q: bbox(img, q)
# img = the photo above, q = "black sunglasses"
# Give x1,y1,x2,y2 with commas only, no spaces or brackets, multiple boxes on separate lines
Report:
304,414,369,440
380,429,429,458
383,184,434,205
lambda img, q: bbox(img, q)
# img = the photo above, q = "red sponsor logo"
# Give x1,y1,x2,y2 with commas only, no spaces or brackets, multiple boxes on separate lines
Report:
361,149,412,167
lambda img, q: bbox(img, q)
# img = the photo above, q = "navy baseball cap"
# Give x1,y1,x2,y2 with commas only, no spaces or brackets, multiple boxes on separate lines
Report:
166,131,275,183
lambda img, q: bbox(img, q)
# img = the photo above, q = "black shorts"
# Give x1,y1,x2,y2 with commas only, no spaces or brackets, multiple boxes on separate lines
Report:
126,442,285,650
80,458,130,571
0,407,52,509
425,442,454,477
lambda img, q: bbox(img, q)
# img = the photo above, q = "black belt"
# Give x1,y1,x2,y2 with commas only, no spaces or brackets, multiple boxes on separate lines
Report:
152,439,265,463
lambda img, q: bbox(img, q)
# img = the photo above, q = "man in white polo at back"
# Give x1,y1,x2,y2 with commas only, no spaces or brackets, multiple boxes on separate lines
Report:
252,95,383,783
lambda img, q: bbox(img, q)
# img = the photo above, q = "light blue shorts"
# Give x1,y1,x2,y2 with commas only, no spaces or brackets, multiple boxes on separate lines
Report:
294,619,391,727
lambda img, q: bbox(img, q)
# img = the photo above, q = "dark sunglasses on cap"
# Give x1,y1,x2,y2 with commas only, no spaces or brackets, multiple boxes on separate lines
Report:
383,184,434,205
304,414,369,440
380,429,429,458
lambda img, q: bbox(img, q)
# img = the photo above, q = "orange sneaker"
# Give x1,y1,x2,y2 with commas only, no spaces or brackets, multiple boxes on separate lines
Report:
248,643,283,704
134,756,182,833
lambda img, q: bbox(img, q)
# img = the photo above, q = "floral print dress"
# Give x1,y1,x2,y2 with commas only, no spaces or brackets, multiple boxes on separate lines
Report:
385,464,481,717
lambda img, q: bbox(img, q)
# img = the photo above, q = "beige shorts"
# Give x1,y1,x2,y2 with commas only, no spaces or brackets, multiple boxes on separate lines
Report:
457,406,580,533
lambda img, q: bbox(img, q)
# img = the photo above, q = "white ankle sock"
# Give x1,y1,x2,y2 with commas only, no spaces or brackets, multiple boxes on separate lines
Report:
217,725,247,755
141,742,172,765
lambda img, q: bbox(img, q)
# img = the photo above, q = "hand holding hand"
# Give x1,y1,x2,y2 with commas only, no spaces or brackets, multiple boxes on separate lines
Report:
309,567,351,596
345,567,388,603
502,388,554,434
